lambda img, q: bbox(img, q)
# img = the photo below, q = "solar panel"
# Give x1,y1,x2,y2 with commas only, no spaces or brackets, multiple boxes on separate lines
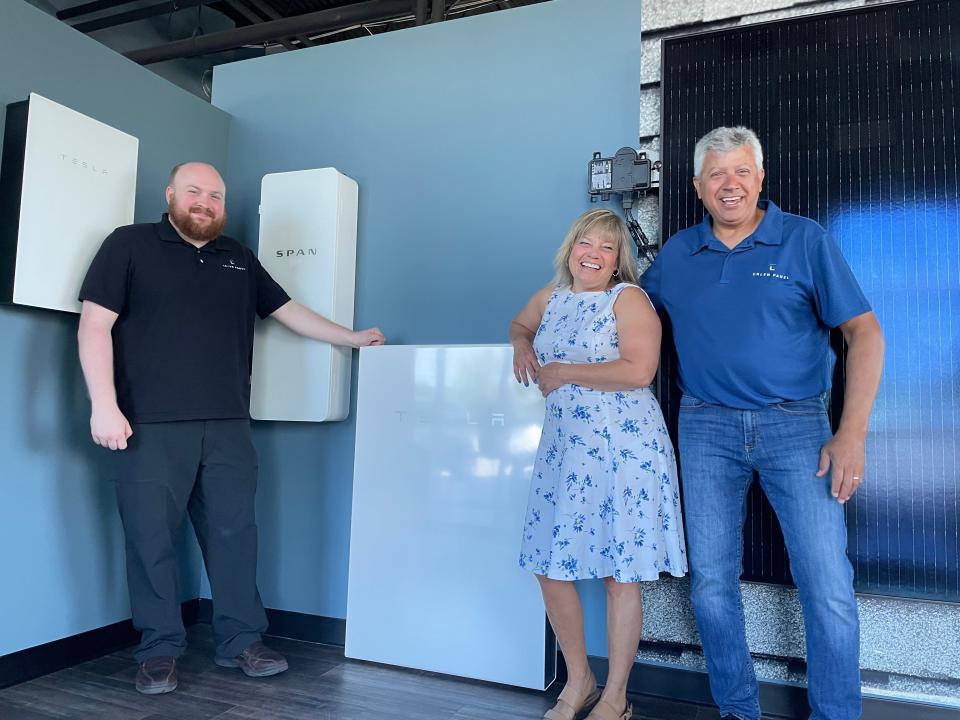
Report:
660,0,959,602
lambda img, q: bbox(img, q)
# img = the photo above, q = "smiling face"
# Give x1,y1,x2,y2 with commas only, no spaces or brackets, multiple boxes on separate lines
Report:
165,162,227,244
693,144,765,236
568,228,619,292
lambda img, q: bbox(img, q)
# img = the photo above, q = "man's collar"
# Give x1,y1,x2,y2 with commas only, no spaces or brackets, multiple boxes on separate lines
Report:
157,213,223,253
691,200,783,254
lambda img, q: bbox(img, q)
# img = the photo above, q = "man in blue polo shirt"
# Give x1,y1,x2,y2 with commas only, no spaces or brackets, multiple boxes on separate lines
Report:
642,127,884,720
77,162,385,695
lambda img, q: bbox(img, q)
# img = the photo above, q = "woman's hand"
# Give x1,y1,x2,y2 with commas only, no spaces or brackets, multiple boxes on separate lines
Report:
512,339,540,386
536,362,568,397
509,284,554,386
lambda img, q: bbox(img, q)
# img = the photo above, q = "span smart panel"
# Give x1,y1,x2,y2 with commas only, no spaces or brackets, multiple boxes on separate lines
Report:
0,93,138,313
346,344,556,690
250,168,358,422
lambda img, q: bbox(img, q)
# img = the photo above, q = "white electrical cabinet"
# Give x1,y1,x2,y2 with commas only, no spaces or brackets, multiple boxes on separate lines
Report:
250,168,358,422
0,93,138,313
347,345,556,690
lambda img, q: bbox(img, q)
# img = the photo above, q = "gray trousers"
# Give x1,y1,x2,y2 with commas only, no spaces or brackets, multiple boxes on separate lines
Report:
112,419,267,662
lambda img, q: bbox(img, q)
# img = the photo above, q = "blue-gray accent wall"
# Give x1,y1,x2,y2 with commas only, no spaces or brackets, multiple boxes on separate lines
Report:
210,0,641,657
0,0,230,656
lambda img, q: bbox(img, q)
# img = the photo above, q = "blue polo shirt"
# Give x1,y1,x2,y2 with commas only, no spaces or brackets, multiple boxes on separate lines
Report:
642,200,870,409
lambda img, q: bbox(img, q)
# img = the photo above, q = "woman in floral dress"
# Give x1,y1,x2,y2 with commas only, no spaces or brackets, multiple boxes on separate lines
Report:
510,209,687,720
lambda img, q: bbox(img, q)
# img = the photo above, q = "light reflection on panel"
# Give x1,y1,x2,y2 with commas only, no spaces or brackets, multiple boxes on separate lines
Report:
346,345,554,689
835,204,959,599
661,1,959,601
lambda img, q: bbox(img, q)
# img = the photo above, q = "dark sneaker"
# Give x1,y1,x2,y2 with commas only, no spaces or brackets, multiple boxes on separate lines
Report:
135,656,178,694
215,641,288,677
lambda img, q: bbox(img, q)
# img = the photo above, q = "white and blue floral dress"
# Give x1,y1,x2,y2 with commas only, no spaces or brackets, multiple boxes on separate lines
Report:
519,283,688,582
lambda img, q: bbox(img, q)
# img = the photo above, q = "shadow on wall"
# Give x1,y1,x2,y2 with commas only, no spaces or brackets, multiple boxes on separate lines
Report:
17,306,125,628
21,305,203,625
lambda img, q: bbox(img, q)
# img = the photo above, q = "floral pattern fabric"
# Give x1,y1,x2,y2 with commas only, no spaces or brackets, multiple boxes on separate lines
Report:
519,283,688,582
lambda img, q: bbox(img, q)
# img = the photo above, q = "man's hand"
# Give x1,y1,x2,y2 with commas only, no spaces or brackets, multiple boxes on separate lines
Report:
352,327,385,347
91,404,133,451
816,429,865,503
512,339,540,386
536,362,568,397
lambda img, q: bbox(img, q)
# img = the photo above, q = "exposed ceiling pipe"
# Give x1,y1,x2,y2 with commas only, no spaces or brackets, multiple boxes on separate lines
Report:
415,0,428,26
72,0,216,34
241,0,315,47
56,0,136,21
222,0,297,52
431,0,444,23
123,0,413,65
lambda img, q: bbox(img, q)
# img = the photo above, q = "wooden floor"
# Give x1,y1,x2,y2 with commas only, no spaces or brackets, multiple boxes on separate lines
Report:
0,625,730,720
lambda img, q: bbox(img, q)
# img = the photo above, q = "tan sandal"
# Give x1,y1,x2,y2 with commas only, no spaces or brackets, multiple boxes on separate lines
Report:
544,674,601,720
585,699,633,720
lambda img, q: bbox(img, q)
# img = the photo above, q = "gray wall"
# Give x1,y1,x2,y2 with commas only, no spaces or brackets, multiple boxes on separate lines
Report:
0,0,230,656
206,0,643,638
22,0,241,99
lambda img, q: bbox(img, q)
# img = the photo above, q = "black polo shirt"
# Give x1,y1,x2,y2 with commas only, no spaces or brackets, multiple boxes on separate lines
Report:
79,214,290,423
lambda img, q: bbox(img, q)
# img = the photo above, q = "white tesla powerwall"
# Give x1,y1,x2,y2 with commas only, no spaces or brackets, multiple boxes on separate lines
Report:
0,93,138,313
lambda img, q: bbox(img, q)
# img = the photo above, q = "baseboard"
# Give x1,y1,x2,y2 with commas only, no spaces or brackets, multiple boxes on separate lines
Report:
0,598,199,690
196,598,346,647
587,653,957,720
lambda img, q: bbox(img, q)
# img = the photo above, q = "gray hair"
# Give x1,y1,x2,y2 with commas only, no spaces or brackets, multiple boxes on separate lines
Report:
693,126,764,177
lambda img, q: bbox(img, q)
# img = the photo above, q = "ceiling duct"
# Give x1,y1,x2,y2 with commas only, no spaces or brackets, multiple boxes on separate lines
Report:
123,0,414,64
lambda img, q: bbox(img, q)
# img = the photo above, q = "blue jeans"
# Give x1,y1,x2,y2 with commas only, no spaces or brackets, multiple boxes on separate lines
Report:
679,395,861,720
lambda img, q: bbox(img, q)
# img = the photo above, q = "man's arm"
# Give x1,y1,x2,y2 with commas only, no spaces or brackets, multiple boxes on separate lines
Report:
78,300,133,450
270,300,385,347
816,310,885,503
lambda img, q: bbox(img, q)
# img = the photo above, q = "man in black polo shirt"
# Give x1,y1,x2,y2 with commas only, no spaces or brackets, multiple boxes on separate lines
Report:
77,162,385,694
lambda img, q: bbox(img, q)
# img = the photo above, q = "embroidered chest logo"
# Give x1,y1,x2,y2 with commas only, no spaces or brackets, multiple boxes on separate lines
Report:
752,263,790,281
222,258,247,271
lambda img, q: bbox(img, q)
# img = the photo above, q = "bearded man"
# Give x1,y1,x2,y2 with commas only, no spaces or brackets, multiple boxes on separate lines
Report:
77,162,384,694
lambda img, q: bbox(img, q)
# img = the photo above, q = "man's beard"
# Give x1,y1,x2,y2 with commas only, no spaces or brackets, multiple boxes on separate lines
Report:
168,202,226,243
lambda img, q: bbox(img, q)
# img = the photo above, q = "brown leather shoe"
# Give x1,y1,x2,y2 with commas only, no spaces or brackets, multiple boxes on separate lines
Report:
135,656,178,694
215,641,288,677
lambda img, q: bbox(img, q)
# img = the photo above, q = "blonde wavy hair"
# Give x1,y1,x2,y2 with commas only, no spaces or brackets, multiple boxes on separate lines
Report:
553,208,638,287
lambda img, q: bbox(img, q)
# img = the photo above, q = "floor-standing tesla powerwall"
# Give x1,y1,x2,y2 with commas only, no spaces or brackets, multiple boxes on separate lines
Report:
0,93,138,313
347,345,556,690
250,168,358,422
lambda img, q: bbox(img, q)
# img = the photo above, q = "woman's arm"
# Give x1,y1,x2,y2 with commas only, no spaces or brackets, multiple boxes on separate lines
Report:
509,283,553,385
536,287,661,395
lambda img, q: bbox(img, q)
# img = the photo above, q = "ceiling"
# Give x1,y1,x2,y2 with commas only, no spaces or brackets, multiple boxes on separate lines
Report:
49,0,550,66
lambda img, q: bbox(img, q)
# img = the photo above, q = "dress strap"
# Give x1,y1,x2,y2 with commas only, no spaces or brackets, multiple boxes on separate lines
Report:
610,282,655,310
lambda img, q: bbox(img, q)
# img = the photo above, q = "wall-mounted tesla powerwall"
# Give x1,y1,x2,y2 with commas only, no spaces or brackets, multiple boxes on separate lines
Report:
250,168,358,422
0,93,138,313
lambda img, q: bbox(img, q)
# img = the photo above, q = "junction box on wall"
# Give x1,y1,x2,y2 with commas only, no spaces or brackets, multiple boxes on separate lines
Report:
587,147,661,262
